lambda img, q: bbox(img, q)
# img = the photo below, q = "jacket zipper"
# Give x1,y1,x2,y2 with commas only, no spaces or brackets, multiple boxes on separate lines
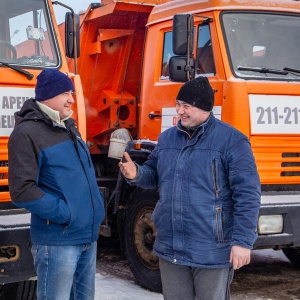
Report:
65,127,95,240
213,160,219,198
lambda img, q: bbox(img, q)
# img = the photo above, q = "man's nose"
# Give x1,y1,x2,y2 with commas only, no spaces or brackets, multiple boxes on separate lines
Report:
177,106,185,114
68,93,75,102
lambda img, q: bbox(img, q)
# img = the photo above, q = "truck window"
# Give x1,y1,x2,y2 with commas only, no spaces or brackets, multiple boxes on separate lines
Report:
222,12,300,81
196,24,216,75
161,31,174,79
0,0,59,68
161,25,215,79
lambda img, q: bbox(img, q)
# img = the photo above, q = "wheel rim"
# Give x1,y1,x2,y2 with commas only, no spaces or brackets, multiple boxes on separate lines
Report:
133,206,159,270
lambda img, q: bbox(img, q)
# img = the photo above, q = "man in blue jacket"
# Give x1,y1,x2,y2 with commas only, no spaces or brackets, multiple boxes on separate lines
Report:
8,69,105,300
119,76,261,300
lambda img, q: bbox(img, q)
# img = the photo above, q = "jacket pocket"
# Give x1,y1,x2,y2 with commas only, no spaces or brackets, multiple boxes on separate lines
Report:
212,159,219,199
215,206,224,243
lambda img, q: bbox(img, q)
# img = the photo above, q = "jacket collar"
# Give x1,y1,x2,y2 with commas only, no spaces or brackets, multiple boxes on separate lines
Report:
36,101,73,127
177,113,215,139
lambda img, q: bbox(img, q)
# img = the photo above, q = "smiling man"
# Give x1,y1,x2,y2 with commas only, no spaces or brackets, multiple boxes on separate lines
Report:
119,76,261,300
8,69,105,300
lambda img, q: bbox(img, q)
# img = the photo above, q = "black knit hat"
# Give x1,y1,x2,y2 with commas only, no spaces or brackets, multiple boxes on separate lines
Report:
176,77,214,111
35,69,74,101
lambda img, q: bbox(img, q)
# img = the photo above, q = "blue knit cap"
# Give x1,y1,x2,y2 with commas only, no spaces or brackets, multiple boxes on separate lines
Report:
35,69,74,101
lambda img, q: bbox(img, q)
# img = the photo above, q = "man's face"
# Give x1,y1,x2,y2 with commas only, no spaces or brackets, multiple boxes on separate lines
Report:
43,91,74,119
175,100,210,127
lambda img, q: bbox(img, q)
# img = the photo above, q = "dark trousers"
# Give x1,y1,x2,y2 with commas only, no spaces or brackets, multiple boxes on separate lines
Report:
159,258,234,300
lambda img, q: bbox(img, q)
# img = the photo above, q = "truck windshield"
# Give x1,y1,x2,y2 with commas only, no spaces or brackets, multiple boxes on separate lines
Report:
221,12,300,81
0,0,59,68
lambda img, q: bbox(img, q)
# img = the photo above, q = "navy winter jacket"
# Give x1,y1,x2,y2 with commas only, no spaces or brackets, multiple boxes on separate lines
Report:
132,114,261,268
8,99,104,245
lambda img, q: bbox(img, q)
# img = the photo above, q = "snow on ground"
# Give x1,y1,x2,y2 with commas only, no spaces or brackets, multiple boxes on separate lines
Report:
94,250,290,300
95,273,163,300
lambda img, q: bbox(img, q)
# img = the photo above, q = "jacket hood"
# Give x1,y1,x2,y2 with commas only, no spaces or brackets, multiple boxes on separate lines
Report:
14,98,52,127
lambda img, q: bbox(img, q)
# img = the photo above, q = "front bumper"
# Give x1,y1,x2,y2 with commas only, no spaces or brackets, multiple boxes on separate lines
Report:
0,209,35,284
254,193,300,249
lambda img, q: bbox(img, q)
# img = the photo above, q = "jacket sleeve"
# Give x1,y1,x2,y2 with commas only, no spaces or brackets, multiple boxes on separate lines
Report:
227,133,261,249
8,130,71,225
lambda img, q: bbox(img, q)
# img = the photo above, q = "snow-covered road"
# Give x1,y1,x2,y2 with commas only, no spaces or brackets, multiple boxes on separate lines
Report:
95,273,163,300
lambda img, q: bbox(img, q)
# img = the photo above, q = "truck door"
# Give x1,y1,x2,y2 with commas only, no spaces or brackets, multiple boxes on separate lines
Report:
154,20,223,134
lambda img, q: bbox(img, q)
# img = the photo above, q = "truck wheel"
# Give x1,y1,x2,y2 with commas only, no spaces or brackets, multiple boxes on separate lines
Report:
282,248,300,267
124,192,162,293
0,280,37,299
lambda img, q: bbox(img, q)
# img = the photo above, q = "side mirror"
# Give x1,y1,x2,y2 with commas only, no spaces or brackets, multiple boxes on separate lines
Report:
65,12,80,58
172,14,194,56
169,56,195,82
169,14,195,82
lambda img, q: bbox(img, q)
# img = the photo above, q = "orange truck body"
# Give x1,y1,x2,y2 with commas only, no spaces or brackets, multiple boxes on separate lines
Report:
1,0,300,295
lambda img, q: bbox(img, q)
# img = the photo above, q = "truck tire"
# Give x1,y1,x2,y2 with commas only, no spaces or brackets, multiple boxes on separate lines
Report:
282,248,300,267
0,280,37,300
124,191,162,293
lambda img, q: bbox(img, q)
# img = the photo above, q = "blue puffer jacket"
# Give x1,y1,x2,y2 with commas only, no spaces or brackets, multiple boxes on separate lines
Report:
8,99,104,246
133,114,261,268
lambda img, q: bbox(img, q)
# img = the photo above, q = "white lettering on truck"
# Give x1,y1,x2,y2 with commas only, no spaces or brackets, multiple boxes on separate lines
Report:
0,88,35,136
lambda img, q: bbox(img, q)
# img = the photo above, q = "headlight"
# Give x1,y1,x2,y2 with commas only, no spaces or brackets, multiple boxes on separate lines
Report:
258,215,283,234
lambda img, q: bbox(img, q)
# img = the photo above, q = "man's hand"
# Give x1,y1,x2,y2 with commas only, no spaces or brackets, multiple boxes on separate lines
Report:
118,152,137,180
230,245,251,270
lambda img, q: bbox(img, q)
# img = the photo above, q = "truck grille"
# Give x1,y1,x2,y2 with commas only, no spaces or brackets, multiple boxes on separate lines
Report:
0,138,10,202
251,137,300,184
281,153,300,176
0,161,9,201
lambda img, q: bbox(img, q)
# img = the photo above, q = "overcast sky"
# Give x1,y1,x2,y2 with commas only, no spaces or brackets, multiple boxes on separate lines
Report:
53,0,97,24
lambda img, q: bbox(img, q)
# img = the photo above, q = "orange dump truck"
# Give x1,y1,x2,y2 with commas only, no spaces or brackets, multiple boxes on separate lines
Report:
1,0,300,297
0,0,82,298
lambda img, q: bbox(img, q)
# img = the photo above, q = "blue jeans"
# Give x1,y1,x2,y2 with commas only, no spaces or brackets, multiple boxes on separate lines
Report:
159,258,234,300
31,242,97,300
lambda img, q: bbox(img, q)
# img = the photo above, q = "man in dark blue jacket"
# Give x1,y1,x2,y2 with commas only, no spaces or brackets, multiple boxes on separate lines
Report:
119,76,261,300
8,69,104,300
